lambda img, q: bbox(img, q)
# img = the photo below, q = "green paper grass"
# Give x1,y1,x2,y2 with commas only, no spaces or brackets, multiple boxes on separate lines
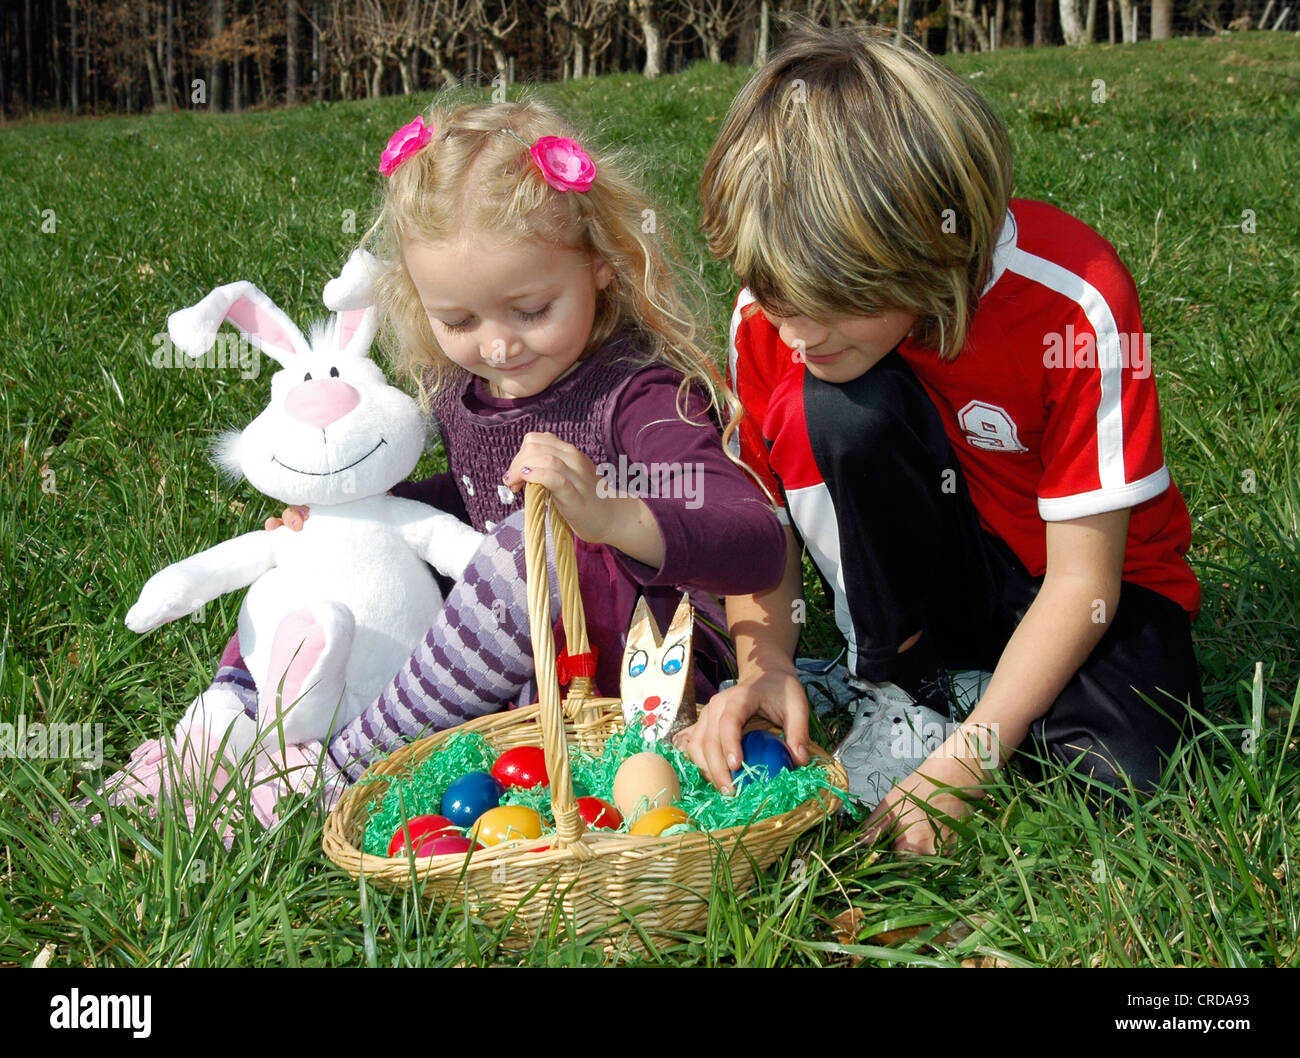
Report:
360,731,496,856
362,725,850,855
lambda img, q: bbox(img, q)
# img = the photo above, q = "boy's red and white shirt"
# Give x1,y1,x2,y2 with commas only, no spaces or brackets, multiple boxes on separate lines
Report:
728,197,1201,616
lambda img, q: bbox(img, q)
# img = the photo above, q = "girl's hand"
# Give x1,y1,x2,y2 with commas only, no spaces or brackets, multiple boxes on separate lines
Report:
675,665,812,793
863,727,994,855
503,433,665,568
265,506,310,532
503,432,612,540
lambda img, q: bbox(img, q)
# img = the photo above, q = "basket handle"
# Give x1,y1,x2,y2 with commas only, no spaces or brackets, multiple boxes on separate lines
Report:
524,483,592,857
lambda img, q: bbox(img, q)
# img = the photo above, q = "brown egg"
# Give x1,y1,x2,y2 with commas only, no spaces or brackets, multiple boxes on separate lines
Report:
612,752,681,821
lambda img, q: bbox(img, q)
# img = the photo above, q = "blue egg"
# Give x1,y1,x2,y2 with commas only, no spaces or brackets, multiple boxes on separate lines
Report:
441,772,504,827
731,730,795,788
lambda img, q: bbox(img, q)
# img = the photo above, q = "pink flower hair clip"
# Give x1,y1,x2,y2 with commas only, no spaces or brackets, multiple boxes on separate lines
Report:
379,116,433,176
501,128,596,193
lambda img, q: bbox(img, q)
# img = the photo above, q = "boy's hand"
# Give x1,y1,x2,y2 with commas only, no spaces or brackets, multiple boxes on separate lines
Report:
265,506,309,532
675,665,812,793
863,726,994,855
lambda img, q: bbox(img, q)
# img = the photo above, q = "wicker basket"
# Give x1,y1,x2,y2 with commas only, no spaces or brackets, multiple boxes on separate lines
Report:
323,483,847,942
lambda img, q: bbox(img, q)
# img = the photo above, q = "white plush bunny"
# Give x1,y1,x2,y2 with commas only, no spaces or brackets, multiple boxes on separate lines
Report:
126,250,483,758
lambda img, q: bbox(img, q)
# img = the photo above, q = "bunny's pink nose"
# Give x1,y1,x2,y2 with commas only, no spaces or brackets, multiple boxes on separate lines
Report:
285,379,360,429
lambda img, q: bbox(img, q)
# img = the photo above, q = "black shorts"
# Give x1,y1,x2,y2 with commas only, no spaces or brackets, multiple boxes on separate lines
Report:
799,353,1203,793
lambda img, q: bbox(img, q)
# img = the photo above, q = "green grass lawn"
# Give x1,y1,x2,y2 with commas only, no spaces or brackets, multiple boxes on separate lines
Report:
2,32,1298,967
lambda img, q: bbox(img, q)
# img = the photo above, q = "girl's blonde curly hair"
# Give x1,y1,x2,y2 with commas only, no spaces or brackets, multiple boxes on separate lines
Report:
363,98,738,438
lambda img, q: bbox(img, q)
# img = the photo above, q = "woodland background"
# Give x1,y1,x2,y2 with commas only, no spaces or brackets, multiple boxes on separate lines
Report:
1,0,1294,117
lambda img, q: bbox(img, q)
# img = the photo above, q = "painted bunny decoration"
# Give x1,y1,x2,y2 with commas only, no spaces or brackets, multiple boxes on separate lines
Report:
125,250,484,758
619,594,697,743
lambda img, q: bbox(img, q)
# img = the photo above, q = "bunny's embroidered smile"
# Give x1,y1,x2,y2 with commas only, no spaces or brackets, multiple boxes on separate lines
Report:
271,437,389,477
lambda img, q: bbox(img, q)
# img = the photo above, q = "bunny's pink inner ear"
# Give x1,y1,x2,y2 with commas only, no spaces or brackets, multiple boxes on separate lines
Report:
226,296,304,362
336,308,366,352
336,306,377,357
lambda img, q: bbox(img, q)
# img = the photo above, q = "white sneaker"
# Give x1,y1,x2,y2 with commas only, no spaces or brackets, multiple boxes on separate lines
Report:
832,681,951,809
794,654,855,717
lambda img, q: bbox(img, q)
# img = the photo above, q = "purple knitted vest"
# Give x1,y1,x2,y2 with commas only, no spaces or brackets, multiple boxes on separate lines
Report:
425,332,655,533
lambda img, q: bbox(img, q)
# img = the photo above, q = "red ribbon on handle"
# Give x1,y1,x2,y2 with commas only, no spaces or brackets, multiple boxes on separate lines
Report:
556,646,599,686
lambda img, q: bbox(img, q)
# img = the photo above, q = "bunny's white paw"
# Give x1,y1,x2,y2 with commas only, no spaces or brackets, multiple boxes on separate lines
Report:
126,572,203,633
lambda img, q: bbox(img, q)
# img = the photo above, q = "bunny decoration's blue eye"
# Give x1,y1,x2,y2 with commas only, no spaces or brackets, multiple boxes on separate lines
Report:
329,366,340,378
661,643,686,676
627,650,648,679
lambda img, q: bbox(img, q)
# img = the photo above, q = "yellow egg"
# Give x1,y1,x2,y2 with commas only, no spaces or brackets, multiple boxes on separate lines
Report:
612,752,681,819
470,805,544,846
629,806,690,836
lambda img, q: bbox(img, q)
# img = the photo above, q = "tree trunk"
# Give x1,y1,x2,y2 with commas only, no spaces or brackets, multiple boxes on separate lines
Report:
995,0,1005,47
311,1,322,101
1117,0,1133,40
955,0,992,49
640,14,662,77
1107,0,1115,41
70,0,78,113
708,38,720,63
164,0,176,106
898,0,912,38
1034,0,1049,44
1086,0,1097,40
1059,0,1089,44
757,0,770,64
209,0,224,111
24,0,32,106
286,0,299,104
139,0,163,109
1150,0,1172,38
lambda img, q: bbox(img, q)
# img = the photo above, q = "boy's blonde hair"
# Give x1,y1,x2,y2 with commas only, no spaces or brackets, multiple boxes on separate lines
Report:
700,21,1013,359
366,98,730,423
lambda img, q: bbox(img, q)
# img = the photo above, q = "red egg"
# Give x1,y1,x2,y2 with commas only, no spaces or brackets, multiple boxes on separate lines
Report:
491,746,549,790
388,814,458,858
576,796,623,830
419,835,481,856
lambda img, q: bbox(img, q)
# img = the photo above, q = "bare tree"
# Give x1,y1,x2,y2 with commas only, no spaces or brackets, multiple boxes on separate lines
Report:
626,0,666,77
474,0,519,84
550,0,617,78
313,0,363,98
952,0,993,48
286,0,300,103
683,0,745,62
353,0,422,96
138,1,164,110
414,0,473,87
